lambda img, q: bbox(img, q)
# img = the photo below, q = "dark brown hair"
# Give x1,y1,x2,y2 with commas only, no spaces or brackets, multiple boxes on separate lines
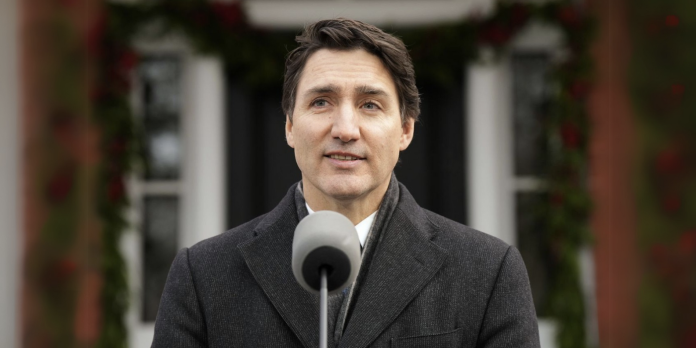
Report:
282,18,420,124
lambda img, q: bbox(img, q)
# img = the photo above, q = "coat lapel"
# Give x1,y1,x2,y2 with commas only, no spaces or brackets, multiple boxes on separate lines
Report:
238,186,320,348
338,185,447,348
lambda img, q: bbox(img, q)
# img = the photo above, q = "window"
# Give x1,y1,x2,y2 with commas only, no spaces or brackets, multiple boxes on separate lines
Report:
136,55,184,322
510,52,553,317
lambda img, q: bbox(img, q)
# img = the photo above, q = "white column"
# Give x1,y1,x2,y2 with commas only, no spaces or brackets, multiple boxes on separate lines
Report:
466,61,514,246
0,0,19,346
181,56,226,248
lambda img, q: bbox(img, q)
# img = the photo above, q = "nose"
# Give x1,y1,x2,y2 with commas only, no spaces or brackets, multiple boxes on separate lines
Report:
331,104,360,143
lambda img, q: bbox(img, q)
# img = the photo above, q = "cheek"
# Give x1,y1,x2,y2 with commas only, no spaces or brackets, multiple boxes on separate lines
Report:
372,132,402,163
294,123,321,159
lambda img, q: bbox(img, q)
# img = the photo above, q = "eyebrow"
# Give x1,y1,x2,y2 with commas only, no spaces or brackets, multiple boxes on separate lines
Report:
304,84,340,98
302,84,391,99
355,85,389,97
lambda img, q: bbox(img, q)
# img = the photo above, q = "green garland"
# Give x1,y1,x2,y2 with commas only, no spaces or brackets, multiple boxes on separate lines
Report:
90,9,137,348
628,1,696,347
94,1,594,347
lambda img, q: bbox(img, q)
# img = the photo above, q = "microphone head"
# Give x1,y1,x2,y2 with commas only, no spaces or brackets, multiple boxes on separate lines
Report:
292,210,361,295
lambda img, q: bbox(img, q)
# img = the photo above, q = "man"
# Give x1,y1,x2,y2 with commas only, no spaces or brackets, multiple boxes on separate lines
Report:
153,18,540,347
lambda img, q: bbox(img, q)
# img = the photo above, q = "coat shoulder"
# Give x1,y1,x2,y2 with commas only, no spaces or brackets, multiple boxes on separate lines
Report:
422,209,513,271
186,213,268,263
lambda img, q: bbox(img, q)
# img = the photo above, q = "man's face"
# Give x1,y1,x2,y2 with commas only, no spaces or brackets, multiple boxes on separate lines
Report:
285,48,415,203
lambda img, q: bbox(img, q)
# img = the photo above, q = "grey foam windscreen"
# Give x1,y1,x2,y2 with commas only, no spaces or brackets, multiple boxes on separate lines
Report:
292,210,361,295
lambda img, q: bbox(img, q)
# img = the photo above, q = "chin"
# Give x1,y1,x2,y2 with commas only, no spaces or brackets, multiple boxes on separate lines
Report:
320,178,369,200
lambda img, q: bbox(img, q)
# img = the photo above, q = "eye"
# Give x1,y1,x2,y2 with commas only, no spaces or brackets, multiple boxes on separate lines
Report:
311,99,328,107
362,101,380,110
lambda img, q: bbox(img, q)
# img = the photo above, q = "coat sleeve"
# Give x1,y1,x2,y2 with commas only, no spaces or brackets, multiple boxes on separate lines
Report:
477,246,540,348
152,248,208,347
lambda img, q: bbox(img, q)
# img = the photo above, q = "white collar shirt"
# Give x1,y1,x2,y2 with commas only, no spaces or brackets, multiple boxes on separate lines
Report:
305,203,377,247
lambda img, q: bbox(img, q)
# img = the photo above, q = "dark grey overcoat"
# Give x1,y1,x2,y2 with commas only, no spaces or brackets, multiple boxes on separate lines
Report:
152,183,540,347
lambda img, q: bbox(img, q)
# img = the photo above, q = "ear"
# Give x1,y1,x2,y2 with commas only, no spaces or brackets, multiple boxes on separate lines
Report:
285,114,295,148
399,117,415,151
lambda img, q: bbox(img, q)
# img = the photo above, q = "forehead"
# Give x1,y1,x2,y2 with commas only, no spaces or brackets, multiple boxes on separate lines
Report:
296,48,397,97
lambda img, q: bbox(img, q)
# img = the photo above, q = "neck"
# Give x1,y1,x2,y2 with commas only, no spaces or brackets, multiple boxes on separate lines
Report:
302,177,389,225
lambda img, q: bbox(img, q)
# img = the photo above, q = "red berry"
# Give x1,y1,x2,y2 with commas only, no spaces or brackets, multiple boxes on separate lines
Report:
665,15,679,27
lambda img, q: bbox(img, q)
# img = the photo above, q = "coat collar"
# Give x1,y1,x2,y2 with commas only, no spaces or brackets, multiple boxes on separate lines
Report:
238,182,447,348
338,183,447,348
237,183,320,347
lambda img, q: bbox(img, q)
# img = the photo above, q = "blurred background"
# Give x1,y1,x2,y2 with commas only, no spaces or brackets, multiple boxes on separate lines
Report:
1,0,695,347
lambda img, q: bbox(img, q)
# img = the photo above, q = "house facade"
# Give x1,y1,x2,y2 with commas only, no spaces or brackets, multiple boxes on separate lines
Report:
2,0,644,347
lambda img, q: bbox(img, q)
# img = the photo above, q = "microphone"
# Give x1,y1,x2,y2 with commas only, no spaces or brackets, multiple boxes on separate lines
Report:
292,210,361,295
292,210,361,348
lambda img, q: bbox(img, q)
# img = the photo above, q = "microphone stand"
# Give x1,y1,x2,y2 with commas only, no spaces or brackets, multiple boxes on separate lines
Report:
320,267,328,348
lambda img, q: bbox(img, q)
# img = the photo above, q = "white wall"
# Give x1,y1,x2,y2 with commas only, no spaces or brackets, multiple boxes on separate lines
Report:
0,0,20,346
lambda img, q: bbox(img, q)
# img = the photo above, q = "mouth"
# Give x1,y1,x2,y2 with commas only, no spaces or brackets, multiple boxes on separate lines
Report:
324,154,365,161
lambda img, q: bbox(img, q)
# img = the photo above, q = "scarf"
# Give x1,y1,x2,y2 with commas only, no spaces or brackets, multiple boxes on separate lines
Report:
294,172,401,346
